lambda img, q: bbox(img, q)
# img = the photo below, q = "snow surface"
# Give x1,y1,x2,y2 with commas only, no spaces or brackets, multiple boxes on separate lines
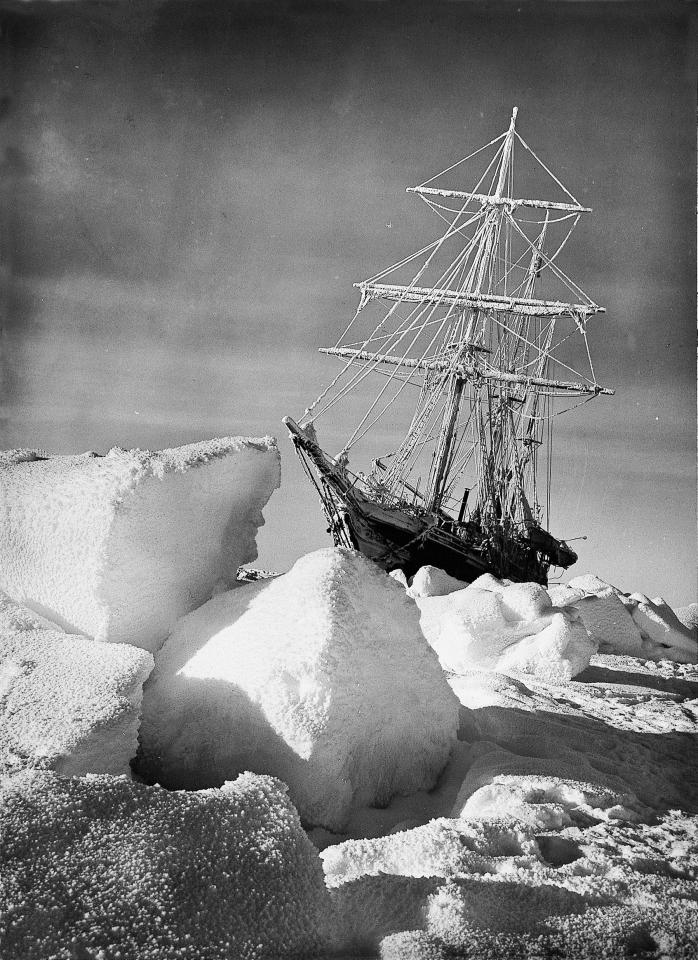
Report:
0,592,152,776
0,438,280,652
0,770,329,960
416,574,595,681
319,651,698,957
138,547,459,830
2,525,696,957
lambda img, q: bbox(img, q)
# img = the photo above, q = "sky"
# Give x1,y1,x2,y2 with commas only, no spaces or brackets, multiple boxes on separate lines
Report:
0,0,695,604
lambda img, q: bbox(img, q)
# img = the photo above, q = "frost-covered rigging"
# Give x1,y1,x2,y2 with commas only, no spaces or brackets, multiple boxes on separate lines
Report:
284,108,613,585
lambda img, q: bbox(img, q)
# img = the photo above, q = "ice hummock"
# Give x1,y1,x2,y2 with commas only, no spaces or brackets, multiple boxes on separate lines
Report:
416,573,596,681
0,770,330,960
138,547,459,830
0,592,152,776
0,438,280,652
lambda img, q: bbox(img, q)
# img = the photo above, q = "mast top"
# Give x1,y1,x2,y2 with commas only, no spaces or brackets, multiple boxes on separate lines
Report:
510,106,518,129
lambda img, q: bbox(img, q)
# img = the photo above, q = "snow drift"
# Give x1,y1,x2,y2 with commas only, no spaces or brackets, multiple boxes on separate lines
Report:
0,438,280,652
0,770,329,960
416,573,595,681
0,592,152,776
138,547,459,830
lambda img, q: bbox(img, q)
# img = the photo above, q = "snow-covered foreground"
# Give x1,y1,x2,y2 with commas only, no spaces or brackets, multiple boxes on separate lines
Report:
0,444,696,959
321,651,698,957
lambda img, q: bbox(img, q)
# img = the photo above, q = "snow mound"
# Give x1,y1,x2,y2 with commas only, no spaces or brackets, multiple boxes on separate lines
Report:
138,547,459,830
551,576,644,656
417,576,595,681
0,437,280,652
0,592,152,776
407,566,469,598
0,770,329,960
558,575,698,662
627,593,698,662
452,741,646,829
321,816,540,884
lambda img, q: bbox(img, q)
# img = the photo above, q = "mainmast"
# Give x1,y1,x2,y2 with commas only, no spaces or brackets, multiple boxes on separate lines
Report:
425,107,518,514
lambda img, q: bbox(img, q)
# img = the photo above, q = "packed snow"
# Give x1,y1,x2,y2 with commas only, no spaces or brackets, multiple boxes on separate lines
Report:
318,646,698,956
0,438,280,652
138,547,459,830
0,591,152,776
0,770,329,960
416,574,596,681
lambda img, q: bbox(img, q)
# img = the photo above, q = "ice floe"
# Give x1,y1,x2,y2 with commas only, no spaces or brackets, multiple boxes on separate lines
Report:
0,770,329,960
0,438,280,652
138,547,459,830
0,592,152,776
416,574,595,681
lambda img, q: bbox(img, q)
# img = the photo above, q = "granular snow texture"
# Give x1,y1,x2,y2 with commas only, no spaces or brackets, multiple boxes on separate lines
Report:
138,547,459,830
320,648,698,956
0,438,280,652
0,592,152,776
0,770,330,960
416,573,595,681
325,806,698,956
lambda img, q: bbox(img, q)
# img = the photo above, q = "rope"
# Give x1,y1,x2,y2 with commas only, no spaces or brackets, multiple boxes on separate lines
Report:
419,132,507,186
514,131,582,205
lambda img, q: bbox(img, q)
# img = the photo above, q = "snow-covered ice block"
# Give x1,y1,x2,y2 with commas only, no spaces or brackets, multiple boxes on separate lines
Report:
572,594,642,656
566,573,618,596
560,574,644,655
470,575,551,621
417,577,594,681
389,568,410,589
0,437,280,652
627,594,698,662
675,603,698,633
0,592,152,776
0,770,329,960
139,547,459,830
407,565,469,598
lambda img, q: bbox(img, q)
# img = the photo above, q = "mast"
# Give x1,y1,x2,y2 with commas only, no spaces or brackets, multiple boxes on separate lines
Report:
426,107,516,513
291,107,612,553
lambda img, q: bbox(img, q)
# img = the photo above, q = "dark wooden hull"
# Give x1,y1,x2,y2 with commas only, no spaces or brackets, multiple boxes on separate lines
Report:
282,416,572,587
334,490,549,584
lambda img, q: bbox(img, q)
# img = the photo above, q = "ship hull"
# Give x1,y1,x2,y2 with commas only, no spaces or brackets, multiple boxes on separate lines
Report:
336,491,548,585
282,416,559,586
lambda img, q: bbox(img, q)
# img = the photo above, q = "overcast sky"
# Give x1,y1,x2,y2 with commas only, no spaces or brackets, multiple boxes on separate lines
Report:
1,1,695,603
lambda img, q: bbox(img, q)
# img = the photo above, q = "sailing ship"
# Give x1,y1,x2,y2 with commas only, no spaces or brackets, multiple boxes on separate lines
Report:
283,108,613,585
